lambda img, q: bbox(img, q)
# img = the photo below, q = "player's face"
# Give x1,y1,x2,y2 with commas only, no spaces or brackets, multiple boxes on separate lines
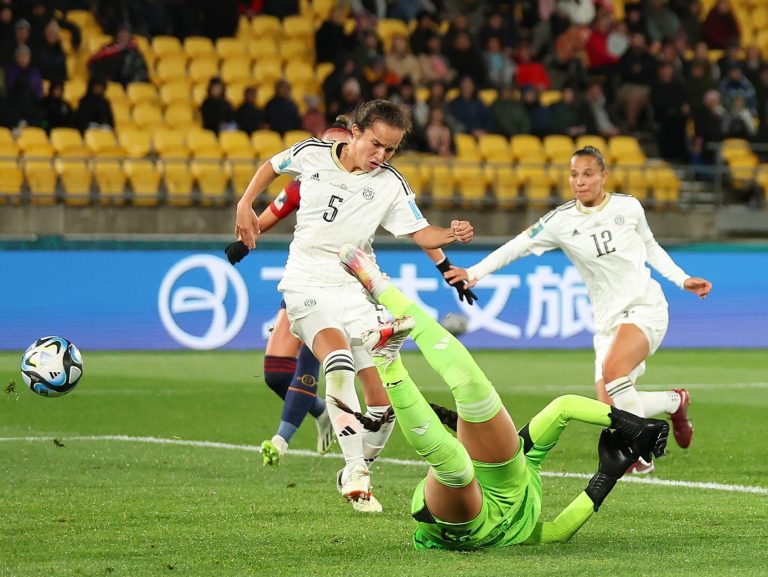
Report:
569,155,607,206
350,121,404,171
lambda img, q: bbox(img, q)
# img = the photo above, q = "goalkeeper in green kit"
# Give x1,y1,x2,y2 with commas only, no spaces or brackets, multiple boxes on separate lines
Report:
338,244,670,550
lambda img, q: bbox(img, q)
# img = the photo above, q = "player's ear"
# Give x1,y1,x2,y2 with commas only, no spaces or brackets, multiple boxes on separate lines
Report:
351,123,361,139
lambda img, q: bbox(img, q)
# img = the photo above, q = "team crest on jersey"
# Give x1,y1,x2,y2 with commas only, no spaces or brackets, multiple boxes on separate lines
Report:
614,215,625,225
304,298,316,307
363,186,375,200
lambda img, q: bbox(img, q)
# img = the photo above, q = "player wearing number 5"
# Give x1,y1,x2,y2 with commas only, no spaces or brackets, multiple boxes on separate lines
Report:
445,146,711,474
235,99,474,510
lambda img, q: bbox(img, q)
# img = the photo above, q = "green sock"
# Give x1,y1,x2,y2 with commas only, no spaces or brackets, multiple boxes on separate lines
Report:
378,356,474,488
524,492,595,544
527,395,613,450
378,285,501,423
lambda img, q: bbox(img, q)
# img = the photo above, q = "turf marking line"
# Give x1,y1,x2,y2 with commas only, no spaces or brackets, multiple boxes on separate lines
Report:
2,434,767,496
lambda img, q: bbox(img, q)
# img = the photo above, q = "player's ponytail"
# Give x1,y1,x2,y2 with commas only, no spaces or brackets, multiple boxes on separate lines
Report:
329,396,394,432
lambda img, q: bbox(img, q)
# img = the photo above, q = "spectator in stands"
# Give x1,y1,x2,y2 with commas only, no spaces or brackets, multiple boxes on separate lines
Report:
644,0,680,46
688,40,720,83
726,94,757,139
584,81,619,137
448,76,494,138
479,11,519,50
684,61,716,117
0,5,15,65
587,10,621,73
550,23,591,90
386,34,423,87
549,84,592,137
483,36,516,89
742,45,765,88
717,41,743,81
34,20,67,83
302,94,327,137
556,0,596,27
413,79,454,132
315,7,354,65
754,67,768,140
651,62,689,162
388,0,428,22
5,45,42,124
419,34,456,86
327,76,363,122
88,23,149,86
623,3,648,37
521,84,551,137
616,32,657,131
446,31,485,88
389,76,417,112
234,86,264,135
76,76,114,132
443,13,474,56
679,0,704,46
410,10,439,55
693,90,729,163
264,79,302,135
703,0,740,50
424,107,453,157
323,55,360,111
200,77,234,135
353,30,385,74
490,83,530,137
658,38,686,84
38,80,75,132
262,0,300,19
11,18,31,59
515,41,551,90
720,64,757,116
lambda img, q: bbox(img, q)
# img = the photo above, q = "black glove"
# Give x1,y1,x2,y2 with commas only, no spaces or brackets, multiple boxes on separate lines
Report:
585,428,637,511
225,241,249,265
436,257,478,306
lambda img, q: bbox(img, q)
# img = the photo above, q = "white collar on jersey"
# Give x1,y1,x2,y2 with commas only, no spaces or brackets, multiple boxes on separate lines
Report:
576,191,612,214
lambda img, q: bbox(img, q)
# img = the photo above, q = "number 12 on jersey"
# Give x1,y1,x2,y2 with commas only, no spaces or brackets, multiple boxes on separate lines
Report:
591,230,616,257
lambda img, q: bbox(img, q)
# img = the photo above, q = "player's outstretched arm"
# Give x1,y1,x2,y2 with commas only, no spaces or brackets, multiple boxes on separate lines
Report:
410,219,473,249
235,162,279,248
423,248,478,305
225,209,283,265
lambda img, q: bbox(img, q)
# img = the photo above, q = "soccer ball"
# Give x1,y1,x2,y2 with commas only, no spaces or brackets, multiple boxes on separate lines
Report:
20,336,83,397
440,312,469,336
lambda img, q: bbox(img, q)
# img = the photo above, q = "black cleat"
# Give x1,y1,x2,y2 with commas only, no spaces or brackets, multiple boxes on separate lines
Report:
609,408,669,462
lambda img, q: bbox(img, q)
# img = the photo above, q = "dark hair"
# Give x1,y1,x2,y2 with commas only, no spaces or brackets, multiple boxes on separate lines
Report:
352,99,412,135
572,146,607,171
329,115,352,132
329,396,394,432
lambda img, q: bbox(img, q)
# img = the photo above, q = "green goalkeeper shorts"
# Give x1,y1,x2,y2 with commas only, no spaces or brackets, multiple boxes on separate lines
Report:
411,441,544,550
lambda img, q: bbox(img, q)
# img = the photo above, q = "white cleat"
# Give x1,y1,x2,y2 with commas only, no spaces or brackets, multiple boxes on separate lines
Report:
338,244,390,301
360,316,415,371
336,464,382,512
626,457,655,475
315,408,335,454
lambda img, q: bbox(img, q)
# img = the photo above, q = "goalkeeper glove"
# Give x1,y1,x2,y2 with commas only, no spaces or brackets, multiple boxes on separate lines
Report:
436,257,478,305
225,241,249,265
585,428,637,511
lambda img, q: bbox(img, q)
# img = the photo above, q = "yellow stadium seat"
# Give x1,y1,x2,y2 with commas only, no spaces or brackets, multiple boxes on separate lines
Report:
63,78,87,107
87,34,113,56
376,19,410,52
221,57,253,85
192,82,210,106
226,82,251,108
65,9,97,31
24,160,58,203
608,135,645,164
133,103,164,129
253,60,283,85
251,15,282,38
247,37,280,60
612,164,648,200
281,38,313,62
543,135,575,163
216,37,249,60
510,134,544,164
164,103,197,128
284,61,315,86
161,160,195,205
111,101,133,129
187,128,223,159
283,130,312,147
155,55,188,84
0,160,23,198
312,0,337,20
257,85,275,108
0,127,18,158
427,162,455,208
93,160,127,203
517,164,552,208
267,171,293,195
221,131,255,160
478,88,498,107
183,36,215,59
118,127,152,158
228,160,258,193
50,128,90,157
125,159,161,205
152,35,183,59
189,56,220,84
575,134,608,153
548,164,572,201
756,164,768,201
390,161,423,196
720,138,752,162
105,82,128,106
453,164,487,207
251,129,283,159
282,15,315,40
648,164,681,205
18,127,54,158
127,82,159,106
478,134,511,163
453,133,481,161
191,160,229,205
540,90,563,107
160,80,192,107
55,158,92,204
487,165,521,209
315,61,335,84
153,128,190,159
727,155,758,189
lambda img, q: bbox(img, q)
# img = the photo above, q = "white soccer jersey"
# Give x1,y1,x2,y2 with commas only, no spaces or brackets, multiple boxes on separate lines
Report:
270,138,429,289
467,193,690,331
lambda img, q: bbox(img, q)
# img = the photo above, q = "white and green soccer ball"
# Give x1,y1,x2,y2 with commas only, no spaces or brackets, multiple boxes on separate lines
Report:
20,336,84,397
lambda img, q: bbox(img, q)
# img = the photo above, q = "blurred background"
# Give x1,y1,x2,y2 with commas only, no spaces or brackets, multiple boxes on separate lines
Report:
1,0,767,352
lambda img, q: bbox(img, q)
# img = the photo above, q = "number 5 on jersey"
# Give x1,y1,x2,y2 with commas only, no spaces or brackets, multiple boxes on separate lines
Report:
323,195,344,222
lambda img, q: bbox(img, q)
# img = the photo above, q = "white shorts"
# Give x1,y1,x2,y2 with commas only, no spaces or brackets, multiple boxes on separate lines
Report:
281,284,387,372
593,301,669,383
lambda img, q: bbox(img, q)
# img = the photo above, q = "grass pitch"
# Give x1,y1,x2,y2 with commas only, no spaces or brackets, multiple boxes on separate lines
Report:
1,349,767,577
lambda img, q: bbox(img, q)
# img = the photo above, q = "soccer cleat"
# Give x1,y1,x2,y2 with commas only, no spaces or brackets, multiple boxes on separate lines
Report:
669,388,693,449
625,457,655,475
315,408,335,454
336,466,383,513
338,244,389,301
352,494,383,513
360,316,415,370
261,435,287,468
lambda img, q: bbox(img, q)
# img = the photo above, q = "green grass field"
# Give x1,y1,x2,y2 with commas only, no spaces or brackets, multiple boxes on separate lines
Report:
1,349,767,577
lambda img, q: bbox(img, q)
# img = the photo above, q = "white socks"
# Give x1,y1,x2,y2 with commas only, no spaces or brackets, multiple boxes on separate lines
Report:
605,376,646,417
362,405,396,464
323,350,365,470
638,390,682,417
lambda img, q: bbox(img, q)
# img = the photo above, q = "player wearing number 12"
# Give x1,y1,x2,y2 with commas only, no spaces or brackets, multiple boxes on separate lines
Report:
235,99,474,511
445,146,712,474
